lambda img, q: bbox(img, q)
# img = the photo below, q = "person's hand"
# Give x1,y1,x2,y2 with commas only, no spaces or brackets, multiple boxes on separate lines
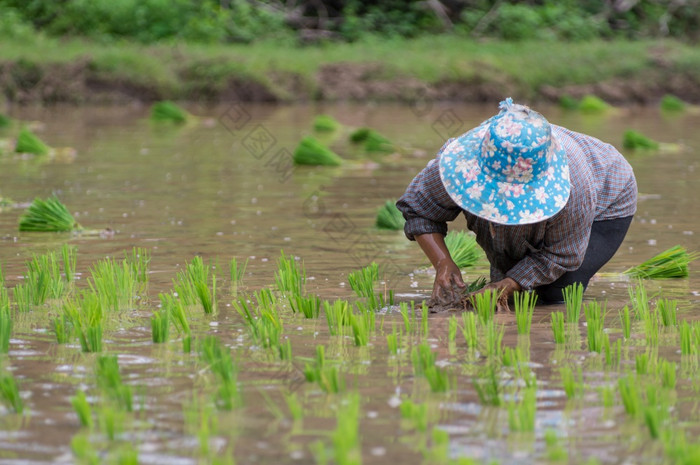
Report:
428,258,467,308
467,277,521,312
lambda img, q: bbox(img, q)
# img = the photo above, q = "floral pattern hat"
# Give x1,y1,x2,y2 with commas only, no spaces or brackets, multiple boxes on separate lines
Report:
439,98,570,225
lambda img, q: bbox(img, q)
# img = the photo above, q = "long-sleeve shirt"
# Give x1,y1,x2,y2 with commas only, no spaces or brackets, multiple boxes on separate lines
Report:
396,125,638,290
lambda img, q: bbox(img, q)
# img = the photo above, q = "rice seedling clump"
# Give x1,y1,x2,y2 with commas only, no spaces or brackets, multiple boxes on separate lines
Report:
349,127,394,153
624,245,698,279
0,114,11,129
578,95,611,114
19,196,80,232
444,230,482,268
376,200,405,230
293,136,343,166
14,128,50,156
312,114,340,132
150,101,190,124
623,130,659,150
660,94,686,112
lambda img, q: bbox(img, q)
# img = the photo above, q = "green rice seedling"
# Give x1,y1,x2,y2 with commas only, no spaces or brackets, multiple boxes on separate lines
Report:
507,386,537,433
399,399,428,432
544,429,568,462
0,113,11,129
473,364,501,406
125,247,150,288
52,314,73,344
160,293,190,335
618,375,641,417
19,196,79,232
514,291,537,335
303,345,345,393
502,346,527,367
96,355,133,411
482,321,505,358
284,391,304,425
15,127,50,155
623,130,659,150
467,276,487,292
12,283,32,313
61,244,77,283
88,257,137,312
444,230,482,268
313,114,340,132
643,307,660,347
398,302,413,334
421,300,429,338
114,444,139,465
0,372,23,413
347,262,378,299
460,312,478,349
425,427,450,464
97,404,125,440
331,393,361,465
679,321,696,355
559,95,580,110
657,299,678,327
71,390,93,428
174,256,216,313
293,136,343,166
470,288,499,325
71,433,98,465
635,350,657,375
624,245,699,279
619,305,632,339
151,308,170,343
0,286,7,314
24,250,67,304
599,384,616,409
375,200,405,230
584,301,605,353
150,100,190,124
198,336,241,409
323,299,352,336
658,359,677,389
229,257,248,288
660,94,686,112
448,315,458,344
0,308,11,354
349,308,373,347
386,324,403,355
563,282,584,323
603,335,623,367
412,341,453,392
559,365,583,399
349,127,371,143
289,294,321,318
551,312,566,343
255,288,277,310
628,279,651,320
234,295,283,351
63,292,104,353
364,130,394,153
578,95,611,114
275,250,306,297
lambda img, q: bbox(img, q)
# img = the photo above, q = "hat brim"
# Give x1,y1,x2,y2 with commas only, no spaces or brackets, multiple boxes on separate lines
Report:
438,121,571,225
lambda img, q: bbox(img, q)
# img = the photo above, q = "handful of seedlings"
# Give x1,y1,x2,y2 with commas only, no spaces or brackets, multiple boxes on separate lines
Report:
293,136,343,166
350,127,395,154
19,196,80,232
375,200,404,230
313,114,341,132
150,101,192,124
623,130,659,150
624,245,698,279
15,128,51,156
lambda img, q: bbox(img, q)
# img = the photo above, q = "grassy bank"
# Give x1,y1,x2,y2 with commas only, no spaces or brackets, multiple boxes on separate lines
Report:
2,36,700,104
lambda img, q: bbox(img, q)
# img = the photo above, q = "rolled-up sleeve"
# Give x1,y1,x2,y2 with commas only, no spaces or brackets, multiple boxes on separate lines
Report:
396,158,463,241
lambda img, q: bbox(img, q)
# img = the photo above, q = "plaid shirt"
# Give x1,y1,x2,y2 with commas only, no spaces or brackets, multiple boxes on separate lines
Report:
396,125,637,289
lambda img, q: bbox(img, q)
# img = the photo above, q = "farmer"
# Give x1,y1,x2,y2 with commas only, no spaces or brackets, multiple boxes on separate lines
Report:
396,98,637,311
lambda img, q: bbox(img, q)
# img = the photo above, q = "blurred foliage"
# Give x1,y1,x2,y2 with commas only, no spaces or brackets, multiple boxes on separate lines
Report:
0,0,699,43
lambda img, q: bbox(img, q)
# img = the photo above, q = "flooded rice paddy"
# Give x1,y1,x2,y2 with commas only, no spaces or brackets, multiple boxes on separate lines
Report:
0,103,699,464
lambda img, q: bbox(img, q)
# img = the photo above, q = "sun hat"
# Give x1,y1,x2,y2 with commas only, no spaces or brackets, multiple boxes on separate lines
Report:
438,97,570,225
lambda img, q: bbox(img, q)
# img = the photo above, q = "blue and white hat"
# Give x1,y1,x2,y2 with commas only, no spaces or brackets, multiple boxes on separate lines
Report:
438,98,570,225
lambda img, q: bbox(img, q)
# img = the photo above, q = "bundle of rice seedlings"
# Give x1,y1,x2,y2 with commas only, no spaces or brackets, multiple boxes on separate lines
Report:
293,136,342,166
349,127,371,143
660,94,686,112
349,127,394,153
0,114,11,129
375,200,405,230
559,95,579,110
444,230,483,269
623,130,659,150
150,101,190,124
623,245,698,279
578,95,611,114
15,127,50,156
19,196,80,232
313,114,340,132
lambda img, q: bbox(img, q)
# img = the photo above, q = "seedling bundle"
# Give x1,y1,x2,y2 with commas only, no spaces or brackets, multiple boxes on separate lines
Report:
293,136,343,166
375,200,404,230
624,245,698,279
19,196,80,232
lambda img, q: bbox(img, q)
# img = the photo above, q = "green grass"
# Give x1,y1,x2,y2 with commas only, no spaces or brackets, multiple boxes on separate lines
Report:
375,200,405,230
14,127,50,155
623,130,659,150
19,196,79,232
293,136,343,166
624,245,698,279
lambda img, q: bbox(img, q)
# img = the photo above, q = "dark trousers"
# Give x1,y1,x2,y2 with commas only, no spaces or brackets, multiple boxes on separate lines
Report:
535,215,634,304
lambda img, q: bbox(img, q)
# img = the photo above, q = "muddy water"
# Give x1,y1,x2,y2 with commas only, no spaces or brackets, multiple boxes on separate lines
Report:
0,103,698,464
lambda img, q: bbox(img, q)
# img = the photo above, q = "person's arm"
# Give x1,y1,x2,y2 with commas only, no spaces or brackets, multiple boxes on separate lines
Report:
416,233,466,306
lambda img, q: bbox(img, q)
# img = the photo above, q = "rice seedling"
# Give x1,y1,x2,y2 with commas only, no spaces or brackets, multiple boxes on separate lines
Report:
349,127,394,153
0,307,11,354
660,94,686,112
70,433,98,464
313,114,341,132
386,324,403,355
460,312,478,349
502,346,527,367
482,321,505,358
97,404,126,440
63,292,104,353
551,312,566,344
559,95,580,110
578,95,611,114
229,257,248,288
643,307,660,347
324,299,352,336
198,336,241,409
0,113,11,129
619,305,632,339
473,364,501,406
293,136,343,166
624,245,698,279
603,335,622,367
88,257,136,312
563,282,584,323
0,372,23,413
25,250,66,304
19,196,79,232
448,315,458,344
160,292,190,335
657,298,678,327
398,301,414,334
375,200,405,230
584,301,605,353
679,321,696,355
544,429,568,462
284,391,304,425
559,365,583,399
420,300,429,338
412,343,451,392
71,390,93,428
349,306,374,347
303,345,345,393
399,399,428,432
623,130,659,150
467,276,487,292
599,384,616,409
349,127,371,143
635,350,657,375
331,393,361,465
347,262,378,299
60,244,78,283
96,355,133,411
174,256,216,313
288,294,321,318
470,288,499,325
506,386,537,433
125,247,150,287
618,375,641,417
233,295,284,352
275,250,306,297
151,308,170,343
15,127,50,155
444,230,482,268
52,314,73,344
114,445,139,465
150,100,190,124
514,291,537,335
658,359,677,389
